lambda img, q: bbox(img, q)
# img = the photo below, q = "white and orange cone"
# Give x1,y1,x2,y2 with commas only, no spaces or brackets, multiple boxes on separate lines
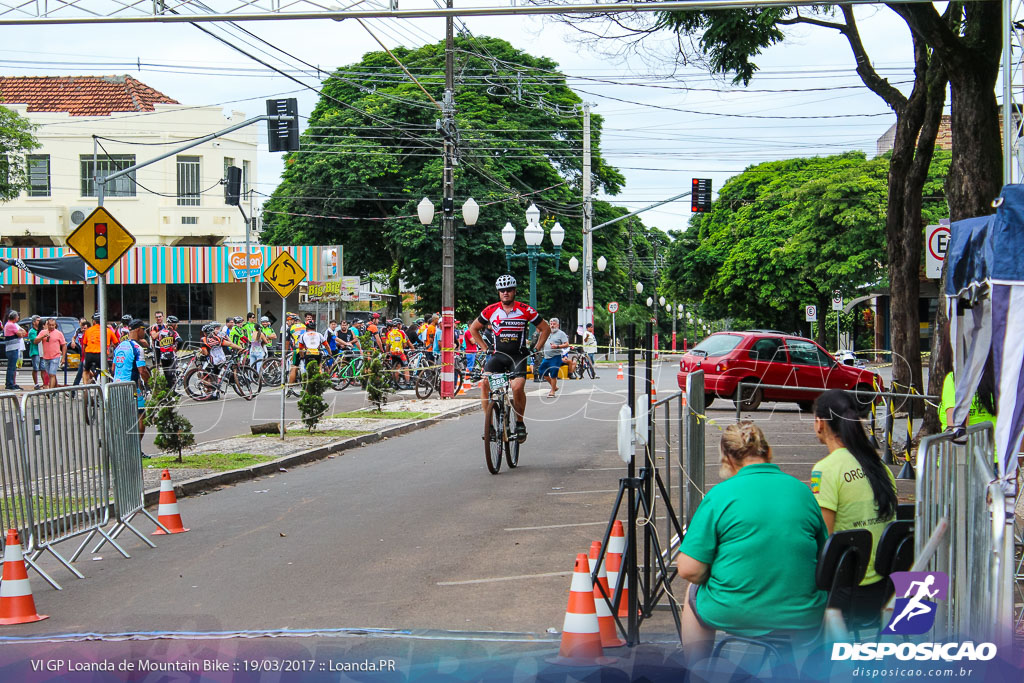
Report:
649,382,657,404
458,376,474,396
607,521,630,618
0,529,48,625
152,469,189,535
549,553,615,666
616,364,624,380
588,541,626,648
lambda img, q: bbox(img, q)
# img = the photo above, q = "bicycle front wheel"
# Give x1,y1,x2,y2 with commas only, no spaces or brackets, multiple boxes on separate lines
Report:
184,367,217,401
415,369,435,399
260,358,282,388
585,357,596,380
232,366,260,400
483,400,503,474
505,410,520,468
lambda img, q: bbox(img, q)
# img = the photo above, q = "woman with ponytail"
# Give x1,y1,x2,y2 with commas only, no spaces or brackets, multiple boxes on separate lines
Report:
810,389,898,619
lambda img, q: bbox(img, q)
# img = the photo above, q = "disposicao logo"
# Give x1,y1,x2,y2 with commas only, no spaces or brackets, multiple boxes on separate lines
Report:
885,571,948,635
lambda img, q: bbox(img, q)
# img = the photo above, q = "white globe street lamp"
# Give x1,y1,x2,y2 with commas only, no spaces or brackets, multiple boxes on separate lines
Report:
659,296,666,306
596,255,607,272
417,197,435,225
636,281,644,294
501,222,516,247
568,256,580,273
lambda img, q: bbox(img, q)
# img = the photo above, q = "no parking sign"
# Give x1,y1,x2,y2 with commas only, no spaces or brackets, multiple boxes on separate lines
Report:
805,305,818,322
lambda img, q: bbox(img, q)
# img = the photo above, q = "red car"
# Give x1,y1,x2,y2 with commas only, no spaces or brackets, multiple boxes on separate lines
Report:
676,330,883,411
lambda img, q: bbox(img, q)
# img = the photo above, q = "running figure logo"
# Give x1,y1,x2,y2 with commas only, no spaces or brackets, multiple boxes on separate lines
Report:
885,571,949,635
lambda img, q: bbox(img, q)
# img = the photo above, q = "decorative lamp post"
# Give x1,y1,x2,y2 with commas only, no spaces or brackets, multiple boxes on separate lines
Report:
502,204,563,319
418,195,479,399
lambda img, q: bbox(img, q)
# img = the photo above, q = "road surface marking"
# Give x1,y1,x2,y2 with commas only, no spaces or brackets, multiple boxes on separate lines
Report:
504,521,609,531
438,571,573,586
548,489,619,495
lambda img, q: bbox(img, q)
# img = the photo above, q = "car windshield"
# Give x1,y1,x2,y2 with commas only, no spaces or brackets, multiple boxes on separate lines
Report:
690,334,743,358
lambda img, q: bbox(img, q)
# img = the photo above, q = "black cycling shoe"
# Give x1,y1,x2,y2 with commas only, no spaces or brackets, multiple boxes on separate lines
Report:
515,421,527,443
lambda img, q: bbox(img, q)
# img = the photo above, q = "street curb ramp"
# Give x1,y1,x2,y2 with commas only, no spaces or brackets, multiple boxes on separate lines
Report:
141,401,482,506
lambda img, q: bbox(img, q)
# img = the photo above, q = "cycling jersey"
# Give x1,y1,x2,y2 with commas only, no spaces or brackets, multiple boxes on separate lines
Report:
155,326,181,356
386,328,408,354
299,330,324,356
477,301,540,356
287,323,306,348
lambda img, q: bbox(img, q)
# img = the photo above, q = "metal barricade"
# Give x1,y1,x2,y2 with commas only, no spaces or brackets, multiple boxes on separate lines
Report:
94,381,167,551
684,370,706,527
21,385,126,581
916,424,1014,647
648,390,686,569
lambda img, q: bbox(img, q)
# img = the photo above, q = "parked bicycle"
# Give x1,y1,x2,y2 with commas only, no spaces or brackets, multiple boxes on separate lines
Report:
482,371,521,474
182,355,259,401
330,352,365,391
414,354,466,399
566,346,596,380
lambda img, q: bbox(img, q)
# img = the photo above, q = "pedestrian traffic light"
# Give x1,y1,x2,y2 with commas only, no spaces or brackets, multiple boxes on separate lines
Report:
266,98,300,153
692,178,712,213
94,223,108,259
225,166,242,206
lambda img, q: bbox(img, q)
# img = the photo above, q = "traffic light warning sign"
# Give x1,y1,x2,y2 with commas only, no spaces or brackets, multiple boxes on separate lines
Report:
66,207,135,275
692,178,712,213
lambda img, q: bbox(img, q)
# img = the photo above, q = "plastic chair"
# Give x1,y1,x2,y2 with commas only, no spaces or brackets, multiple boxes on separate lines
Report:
874,520,914,584
897,503,914,520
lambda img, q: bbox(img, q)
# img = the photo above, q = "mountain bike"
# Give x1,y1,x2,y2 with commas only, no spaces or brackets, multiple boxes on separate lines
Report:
414,354,466,399
482,372,520,474
182,355,258,401
567,346,596,380
330,352,365,390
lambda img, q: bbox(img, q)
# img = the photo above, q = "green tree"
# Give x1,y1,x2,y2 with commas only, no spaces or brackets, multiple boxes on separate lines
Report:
262,37,634,326
297,360,332,432
362,347,390,412
0,105,39,202
663,151,951,341
146,374,195,463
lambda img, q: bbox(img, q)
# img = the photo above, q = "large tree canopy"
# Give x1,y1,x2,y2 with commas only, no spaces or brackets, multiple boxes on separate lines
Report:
0,105,39,202
663,150,951,343
263,36,672,325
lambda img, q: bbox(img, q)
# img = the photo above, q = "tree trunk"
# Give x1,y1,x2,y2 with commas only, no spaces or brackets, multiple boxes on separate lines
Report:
946,66,1002,221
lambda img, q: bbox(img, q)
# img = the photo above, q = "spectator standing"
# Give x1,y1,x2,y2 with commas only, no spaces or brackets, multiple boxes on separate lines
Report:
582,322,599,376
26,316,43,389
4,311,27,391
538,317,570,397
67,318,89,385
677,421,827,667
463,325,478,373
810,389,897,626
36,318,67,389
82,312,118,384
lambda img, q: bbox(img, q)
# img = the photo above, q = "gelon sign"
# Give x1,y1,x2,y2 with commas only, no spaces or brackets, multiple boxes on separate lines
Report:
230,250,264,279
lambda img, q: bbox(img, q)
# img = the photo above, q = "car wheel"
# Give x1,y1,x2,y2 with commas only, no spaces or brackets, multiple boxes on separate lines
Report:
733,380,762,411
704,393,715,408
797,400,814,413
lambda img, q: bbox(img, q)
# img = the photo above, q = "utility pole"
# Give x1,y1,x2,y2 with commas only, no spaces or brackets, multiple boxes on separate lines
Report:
581,103,594,328
439,0,457,399
627,221,635,304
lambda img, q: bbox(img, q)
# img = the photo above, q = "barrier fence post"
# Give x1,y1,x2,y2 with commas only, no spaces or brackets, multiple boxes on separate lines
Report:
626,323,638,646
685,370,705,527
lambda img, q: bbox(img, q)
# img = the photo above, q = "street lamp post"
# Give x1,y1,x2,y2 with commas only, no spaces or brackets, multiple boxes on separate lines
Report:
502,204,564,317
569,253,606,333
673,303,683,351
418,195,479,398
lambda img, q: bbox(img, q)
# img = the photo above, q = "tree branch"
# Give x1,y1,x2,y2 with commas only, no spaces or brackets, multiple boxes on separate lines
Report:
839,6,907,112
777,16,847,32
887,2,971,69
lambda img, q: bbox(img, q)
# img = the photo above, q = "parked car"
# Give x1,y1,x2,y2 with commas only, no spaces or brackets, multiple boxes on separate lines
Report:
676,330,884,412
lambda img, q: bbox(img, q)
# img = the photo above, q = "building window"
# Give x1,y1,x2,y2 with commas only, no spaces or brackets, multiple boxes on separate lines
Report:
27,155,50,197
80,154,136,197
176,155,201,207
242,159,251,195
167,283,214,321
181,216,198,225
223,157,234,179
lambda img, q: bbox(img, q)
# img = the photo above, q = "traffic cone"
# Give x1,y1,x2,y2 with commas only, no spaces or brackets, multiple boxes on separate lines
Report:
549,553,615,666
458,376,474,396
152,470,189,535
588,541,626,648
616,364,624,380
649,382,657,404
0,529,48,625
607,521,630,618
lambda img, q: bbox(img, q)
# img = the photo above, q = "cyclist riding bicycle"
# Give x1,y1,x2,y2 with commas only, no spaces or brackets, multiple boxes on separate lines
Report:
285,312,306,386
385,318,413,384
469,274,551,443
154,315,183,387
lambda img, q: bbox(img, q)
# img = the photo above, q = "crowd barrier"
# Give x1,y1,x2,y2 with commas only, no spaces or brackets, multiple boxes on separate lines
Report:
0,382,152,590
916,424,1015,647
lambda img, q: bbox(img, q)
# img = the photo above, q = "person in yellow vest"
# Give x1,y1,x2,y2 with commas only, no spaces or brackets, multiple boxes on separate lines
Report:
385,318,413,384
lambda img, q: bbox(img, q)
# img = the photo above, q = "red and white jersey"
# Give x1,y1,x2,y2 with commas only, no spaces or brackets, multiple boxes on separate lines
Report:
477,301,540,355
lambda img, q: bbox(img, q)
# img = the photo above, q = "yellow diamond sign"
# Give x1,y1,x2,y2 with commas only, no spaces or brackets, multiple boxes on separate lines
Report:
66,207,135,275
264,251,306,299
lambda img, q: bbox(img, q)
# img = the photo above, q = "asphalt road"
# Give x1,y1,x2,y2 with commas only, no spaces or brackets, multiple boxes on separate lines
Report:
13,360,910,640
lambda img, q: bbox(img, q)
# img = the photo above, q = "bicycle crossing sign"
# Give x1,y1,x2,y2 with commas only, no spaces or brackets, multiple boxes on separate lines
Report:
264,251,306,299
66,206,135,275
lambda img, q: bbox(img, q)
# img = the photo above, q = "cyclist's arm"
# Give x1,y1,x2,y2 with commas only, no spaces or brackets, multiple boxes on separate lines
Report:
533,319,552,353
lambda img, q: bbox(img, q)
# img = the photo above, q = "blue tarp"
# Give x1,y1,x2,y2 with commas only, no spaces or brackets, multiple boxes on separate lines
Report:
946,185,1024,295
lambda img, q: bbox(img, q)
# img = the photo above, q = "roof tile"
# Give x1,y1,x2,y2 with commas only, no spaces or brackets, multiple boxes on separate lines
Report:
0,75,179,116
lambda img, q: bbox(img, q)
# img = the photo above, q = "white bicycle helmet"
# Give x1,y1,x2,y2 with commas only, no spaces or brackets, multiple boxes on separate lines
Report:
495,274,517,290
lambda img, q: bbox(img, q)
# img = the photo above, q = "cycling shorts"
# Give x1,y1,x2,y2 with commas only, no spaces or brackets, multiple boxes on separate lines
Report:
84,352,102,374
483,352,529,378
390,352,408,366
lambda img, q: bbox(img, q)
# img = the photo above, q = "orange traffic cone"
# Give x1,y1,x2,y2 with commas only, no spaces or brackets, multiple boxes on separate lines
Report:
588,541,626,648
607,521,630,618
152,469,189,535
549,553,615,666
616,364,624,380
649,382,657,404
0,529,48,625
458,376,474,396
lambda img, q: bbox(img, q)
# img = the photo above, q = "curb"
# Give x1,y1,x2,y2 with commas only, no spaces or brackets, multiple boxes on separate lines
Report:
142,401,482,506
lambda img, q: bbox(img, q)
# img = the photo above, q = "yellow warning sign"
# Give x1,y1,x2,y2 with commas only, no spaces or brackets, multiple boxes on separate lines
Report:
66,207,135,275
264,251,306,299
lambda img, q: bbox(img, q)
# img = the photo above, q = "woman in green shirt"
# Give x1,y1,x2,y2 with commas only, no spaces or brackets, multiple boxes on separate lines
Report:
810,389,897,626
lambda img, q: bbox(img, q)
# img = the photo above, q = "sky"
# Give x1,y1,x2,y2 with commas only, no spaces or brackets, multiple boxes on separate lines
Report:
0,2,922,232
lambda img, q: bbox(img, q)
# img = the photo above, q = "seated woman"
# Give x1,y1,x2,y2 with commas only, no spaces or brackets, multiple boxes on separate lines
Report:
810,389,897,625
677,422,828,666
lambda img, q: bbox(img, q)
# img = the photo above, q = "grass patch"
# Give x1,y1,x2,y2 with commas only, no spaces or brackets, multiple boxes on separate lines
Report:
146,453,274,471
331,410,435,420
1,495,110,519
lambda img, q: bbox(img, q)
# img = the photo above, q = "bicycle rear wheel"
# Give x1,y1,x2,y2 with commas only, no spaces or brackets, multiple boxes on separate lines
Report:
184,367,217,401
232,366,260,400
504,402,520,469
260,358,282,388
585,356,596,380
483,400,503,474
